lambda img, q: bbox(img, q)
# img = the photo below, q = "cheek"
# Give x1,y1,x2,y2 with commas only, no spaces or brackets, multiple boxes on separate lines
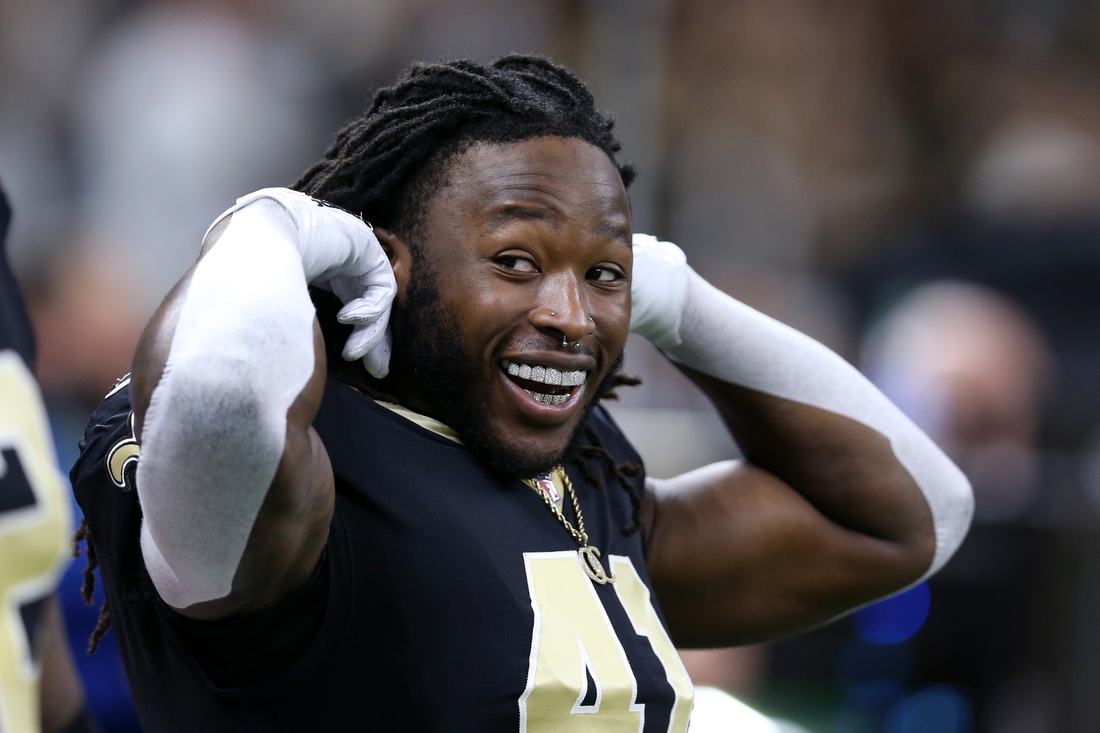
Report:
594,295,631,348
445,271,531,350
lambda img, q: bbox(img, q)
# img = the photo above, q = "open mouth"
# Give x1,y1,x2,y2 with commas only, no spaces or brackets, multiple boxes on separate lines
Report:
501,359,588,406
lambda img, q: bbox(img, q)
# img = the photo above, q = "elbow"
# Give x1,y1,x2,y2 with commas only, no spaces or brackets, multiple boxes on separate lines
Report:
921,464,974,580
934,471,974,573
138,369,287,504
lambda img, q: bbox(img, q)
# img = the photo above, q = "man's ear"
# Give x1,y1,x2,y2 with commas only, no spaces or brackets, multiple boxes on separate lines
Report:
374,227,412,306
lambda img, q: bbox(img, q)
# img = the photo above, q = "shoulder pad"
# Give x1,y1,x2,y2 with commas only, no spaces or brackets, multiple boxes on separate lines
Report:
73,377,138,495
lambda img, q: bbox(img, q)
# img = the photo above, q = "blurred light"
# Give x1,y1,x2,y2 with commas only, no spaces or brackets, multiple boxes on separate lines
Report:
834,637,914,687
848,680,903,706
851,582,930,645
884,686,973,733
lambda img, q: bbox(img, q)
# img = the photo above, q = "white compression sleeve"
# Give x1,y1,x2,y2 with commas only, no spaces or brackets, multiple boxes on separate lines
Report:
137,200,316,608
631,235,974,579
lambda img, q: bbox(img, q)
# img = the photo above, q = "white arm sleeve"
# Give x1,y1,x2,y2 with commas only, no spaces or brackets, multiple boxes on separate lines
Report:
631,234,974,579
138,192,393,608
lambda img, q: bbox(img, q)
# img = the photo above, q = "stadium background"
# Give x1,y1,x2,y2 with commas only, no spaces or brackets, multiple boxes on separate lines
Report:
2,0,1099,731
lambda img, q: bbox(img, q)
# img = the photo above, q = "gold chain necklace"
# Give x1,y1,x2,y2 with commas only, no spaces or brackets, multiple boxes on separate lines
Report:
524,467,615,584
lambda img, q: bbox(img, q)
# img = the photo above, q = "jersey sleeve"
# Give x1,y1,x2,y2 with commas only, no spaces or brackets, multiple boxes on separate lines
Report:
70,379,147,606
71,377,343,690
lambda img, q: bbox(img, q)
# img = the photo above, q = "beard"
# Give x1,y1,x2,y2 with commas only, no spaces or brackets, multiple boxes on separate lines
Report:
389,259,624,478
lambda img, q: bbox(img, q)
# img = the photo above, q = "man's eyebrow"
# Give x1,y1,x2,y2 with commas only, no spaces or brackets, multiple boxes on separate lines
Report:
486,204,561,232
485,204,632,249
594,220,633,249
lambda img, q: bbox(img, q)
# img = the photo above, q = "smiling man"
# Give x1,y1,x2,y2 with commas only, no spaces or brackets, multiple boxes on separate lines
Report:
70,56,973,732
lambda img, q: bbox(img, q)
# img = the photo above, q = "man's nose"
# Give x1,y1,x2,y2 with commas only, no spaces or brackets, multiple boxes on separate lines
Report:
530,273,593,345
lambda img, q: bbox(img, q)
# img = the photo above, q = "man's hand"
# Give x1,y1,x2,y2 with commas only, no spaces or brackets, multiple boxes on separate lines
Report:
629,233,973,646
210,188,397,378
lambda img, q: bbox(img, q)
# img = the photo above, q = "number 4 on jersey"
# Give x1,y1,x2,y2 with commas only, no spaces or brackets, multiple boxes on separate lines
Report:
519,551,693,733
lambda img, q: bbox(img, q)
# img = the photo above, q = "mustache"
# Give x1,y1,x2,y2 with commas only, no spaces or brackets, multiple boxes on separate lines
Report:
505,335,597,358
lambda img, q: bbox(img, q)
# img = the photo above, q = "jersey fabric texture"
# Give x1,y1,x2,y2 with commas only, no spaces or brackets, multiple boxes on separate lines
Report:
71,376,694,732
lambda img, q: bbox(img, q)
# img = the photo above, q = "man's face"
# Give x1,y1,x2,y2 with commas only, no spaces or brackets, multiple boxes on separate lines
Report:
388,136,633,475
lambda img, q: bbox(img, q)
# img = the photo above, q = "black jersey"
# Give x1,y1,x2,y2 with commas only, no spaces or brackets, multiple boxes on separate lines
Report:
72,376,694,732
0,186,34,368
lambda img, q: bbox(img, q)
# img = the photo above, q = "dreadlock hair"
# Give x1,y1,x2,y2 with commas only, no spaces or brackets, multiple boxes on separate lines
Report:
74,517,111,653
298,55,646,534
293,54,635,241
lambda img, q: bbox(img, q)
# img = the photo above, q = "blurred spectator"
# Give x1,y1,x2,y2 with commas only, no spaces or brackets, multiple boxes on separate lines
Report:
0,0,113,278
863,281,1053,523
23,246,144,412
74,0,332,315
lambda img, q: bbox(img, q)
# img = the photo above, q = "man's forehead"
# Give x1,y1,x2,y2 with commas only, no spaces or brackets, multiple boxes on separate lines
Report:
445,138,631,225
452,138,627,197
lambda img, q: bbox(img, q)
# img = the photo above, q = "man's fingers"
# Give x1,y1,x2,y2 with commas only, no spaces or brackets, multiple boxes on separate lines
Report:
331,271,396,325
342,321,385,360
342,308,392,360
337,294,388,325
361,330,392,379
360,259,397,291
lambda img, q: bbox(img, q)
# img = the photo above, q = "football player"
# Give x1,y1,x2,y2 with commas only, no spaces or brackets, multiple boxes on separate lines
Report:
0,185,97,733
71,56,972,732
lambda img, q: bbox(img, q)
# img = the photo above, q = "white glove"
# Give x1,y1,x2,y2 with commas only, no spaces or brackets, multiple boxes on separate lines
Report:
206,187,397,378
629,234,691,350
628,232,973,581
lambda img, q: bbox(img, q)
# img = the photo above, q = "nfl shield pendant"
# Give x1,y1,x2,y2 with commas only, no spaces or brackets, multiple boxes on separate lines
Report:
578,546,615,585
533,472,563,509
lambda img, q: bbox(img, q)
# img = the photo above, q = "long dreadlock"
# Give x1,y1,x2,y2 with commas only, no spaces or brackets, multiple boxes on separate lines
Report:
81,54,645,655
299,54,646,530
74,518,111,653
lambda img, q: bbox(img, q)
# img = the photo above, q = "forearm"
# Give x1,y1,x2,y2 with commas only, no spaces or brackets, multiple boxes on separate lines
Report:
678,367,934,553
136,200,318,608
134,190,393,612
633,237,973,579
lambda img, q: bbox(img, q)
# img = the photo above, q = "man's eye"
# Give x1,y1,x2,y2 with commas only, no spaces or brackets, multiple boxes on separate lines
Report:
587,266,622,282
497,256,538,273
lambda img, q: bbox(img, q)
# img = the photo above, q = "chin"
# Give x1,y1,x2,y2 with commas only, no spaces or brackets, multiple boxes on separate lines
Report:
467,425,576,479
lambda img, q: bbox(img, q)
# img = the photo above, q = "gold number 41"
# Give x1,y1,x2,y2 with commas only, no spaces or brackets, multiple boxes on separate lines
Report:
519,551,694,733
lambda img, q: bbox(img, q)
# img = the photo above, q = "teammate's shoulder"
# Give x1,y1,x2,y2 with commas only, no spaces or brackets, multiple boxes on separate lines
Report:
73,374,139,493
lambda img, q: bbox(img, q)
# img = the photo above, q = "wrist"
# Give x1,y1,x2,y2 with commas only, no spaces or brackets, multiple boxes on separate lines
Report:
629,234,691,350
209,187,379,284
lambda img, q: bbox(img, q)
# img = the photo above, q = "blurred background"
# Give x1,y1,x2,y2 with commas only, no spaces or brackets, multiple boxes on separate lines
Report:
3,0,1100,730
